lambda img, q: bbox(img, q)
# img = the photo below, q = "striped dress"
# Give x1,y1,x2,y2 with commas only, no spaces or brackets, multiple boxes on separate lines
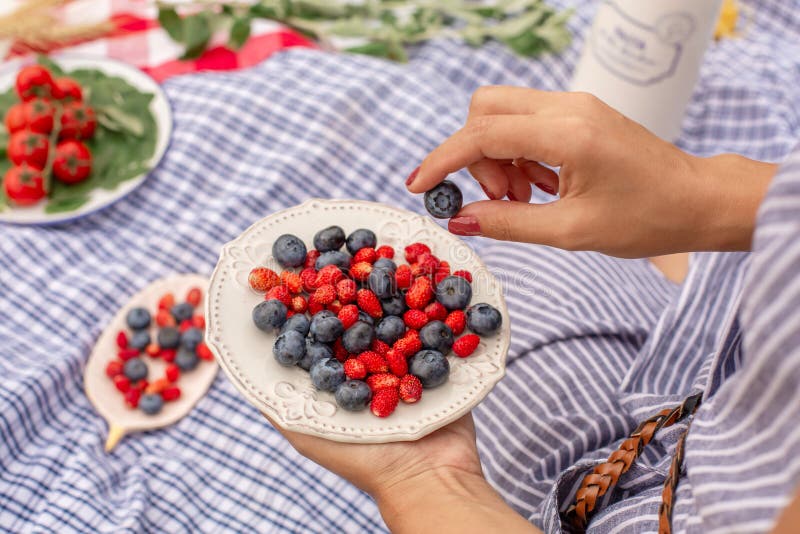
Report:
2,1,800,532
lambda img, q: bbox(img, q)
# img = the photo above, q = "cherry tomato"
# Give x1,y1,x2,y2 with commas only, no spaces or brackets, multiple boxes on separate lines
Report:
4,103,27,133
7,130,49,168
59,101,96,140
52,139,92,184
15,65,55,101
23,98,55,134
53,77,83,101
3,164,46,206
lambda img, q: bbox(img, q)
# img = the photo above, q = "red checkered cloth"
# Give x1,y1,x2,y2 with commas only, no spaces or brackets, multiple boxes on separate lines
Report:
5,0,316,82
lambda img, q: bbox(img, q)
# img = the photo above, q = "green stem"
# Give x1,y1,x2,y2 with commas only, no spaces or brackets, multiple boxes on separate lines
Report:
43,107,63,195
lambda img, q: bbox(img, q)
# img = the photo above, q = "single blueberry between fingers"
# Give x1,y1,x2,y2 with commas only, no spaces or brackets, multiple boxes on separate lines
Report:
419,320,454,354
253,299,288,331
310,358,346,392
409,349,450,388
345,229,377,255
171,302,194,323
466,303,503,336
299,339,334,371
315,250,351,271
280,314,311,336
126,307,151,330
128,330,151,351
181,327,204,350
123,358,148,382
175,346,200,371
310,315,344,343
341,321,375,354
273,234,307,268
435,275,473,310
157,326,181,349
380,295,406,317
375,316,406,345
313,226,346,253
368,267,397,299
273,330,306,366
335,380,372,412
139,393,164,415
424,180,463,219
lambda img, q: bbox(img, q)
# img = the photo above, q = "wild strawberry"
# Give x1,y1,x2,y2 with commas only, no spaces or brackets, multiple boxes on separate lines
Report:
395,264,412,289
286,310,296,318
133,380,149,392
312,284,336,306
118,348,139,361
113,374,131,393
405,277,433,309
338,304,360,329
105,360,124,378
158,292,175,310
266,285,292,307
393,334,422,357
165,363,180,382
179,319,193,332
371,339,390,355
453,334,480,358
404,243,431,264
304,249,321,269
145,343,160,357
192,315,205,329
160,349,177,362
280,271,303,294
186,287,203,307
344,358,367,380
249,267,280,292
156,309,176,327
197,342,214,361
291,295,308,313
358,351,388,374
444,310,466,335
376,245,394,259
333,338,349,362
357,289,383,318
300,268,319,292
403,309,429,330
367,373,400,391
124,388,141,408
336,278,357,304
308,299,325,315
399,375,423,404
327,300,343,314
350,261,373,282
353,247,377,264
424,301,447,321
452,270,473,283
412,253,439,278
371,388,399,417
145,378,170,394
161,386,181,402
315,264,344,286
386,349,408,377
115,331,128,349
434,261,451,285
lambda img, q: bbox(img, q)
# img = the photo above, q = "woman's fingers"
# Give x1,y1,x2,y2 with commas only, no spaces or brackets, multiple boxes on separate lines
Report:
467,158,511,200
503,163,533,202
468,85,566,117
515,159,560,196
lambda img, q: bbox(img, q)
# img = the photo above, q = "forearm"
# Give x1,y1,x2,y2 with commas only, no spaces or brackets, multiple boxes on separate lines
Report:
375,467,541,534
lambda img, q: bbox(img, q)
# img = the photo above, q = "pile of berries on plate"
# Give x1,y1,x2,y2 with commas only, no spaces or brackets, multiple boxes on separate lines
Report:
249,226,503,418
3,64,96,205
104,287,213,415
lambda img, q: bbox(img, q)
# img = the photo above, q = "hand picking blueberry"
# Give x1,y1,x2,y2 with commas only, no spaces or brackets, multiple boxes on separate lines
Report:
424,180,463,219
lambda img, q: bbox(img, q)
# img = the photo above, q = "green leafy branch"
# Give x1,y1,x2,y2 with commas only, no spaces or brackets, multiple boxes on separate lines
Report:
156,0,573,62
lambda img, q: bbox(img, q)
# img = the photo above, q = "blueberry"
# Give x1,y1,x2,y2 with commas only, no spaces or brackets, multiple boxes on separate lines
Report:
373,258,397,272
409,350,450,388
341,321,374,353
424,180,463,219
346,229,377,255
436,275,472,310
357,311,375,326
313,226,346,253
380,295,406,317
466,303,502,336
280,314,310,336
273,330,306,366
129,330,151,351
273,234,307,268
175,346,199,371
419,320,454,354
139,393,164,415
335,380,372,412
126,307,151,330
157,326,181,349
315,250,351,271
368,267,397,299
375,316,406,345
299,339,334,371
180,327,203,350
123,358,148,382
310,315,344,343
310,358,346,392
171,302,194,323
310,309,335,323
253,300,288,331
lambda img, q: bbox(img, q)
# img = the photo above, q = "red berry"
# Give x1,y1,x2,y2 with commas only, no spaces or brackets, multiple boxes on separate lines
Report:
192,315,206,329
395,264,412,289
165,363,180,382
156,309,176,327
344,358,367,380
353,247,377,264
452,270,473,283
158,293,175,310
300,268,319,292
116,331,128,349
356,289,383,319
350,261,373,282
186,287,203,306
412,254,440,278
291,295,308,313
161,386,181,402
338,304,360,329
453,334,480,358
315,265,344,286
371,388,399,417
113,374,131,393
399,375,423,404
358,351,388,374
403,309,429,330
312,284,336,305
280,271,303,294
333,338,349,362
405,277,434,310
145,378,170,394
266,285,292,307
308,299,325,315
160,349,176,362
133,380,149,392
145,343,160,357
444,310,466,335
376,246,395,259
336,278,357,304
105,360,124,378
371,339,390,356
367,373,400,392
118,348,139,361
179,319,192,332
197,342,214,361
304,249,321,269
249,267,280,292
386,349,408,377
124,388,141,408
404,243,431,264
434,267,450,285
327,300,343,314
424,301,447,322
393,334,422,357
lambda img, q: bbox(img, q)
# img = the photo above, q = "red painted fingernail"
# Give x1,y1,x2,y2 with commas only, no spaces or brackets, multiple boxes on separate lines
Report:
507,191,517,201
406,167,420,186
449,216,482,236
535,182,556,195
480,184,496,200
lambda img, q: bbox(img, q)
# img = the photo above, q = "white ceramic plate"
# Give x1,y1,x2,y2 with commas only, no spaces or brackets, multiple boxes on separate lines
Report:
206,199,510,443
0,55,172,225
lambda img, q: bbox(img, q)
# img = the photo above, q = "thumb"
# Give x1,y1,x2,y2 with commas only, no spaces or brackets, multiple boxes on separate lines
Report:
447,199,577,248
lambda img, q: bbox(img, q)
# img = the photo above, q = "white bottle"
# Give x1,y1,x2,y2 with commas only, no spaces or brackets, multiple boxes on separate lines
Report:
570,0,724,141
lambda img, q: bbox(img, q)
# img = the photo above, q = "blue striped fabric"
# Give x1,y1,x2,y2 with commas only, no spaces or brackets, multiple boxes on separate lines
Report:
1,1,800,532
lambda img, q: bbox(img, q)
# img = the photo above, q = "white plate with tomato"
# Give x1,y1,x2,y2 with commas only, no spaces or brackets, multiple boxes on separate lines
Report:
0,55,171,225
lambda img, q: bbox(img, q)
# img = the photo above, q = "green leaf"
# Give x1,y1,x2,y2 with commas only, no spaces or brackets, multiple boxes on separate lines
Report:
181,13,212,59
45,196,89,214
36,55,65,76
343,41,392,59
229,16,252,49
96,105,145,137
158,7,184,42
